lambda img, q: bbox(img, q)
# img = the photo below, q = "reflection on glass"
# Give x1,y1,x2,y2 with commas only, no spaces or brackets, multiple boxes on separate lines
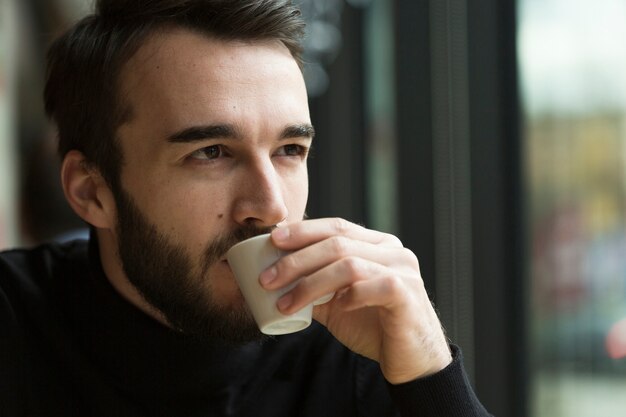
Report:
519,0,626,415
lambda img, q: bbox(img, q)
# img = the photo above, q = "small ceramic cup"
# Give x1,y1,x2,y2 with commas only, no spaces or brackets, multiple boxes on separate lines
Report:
226,233,334,335
226,233,311,335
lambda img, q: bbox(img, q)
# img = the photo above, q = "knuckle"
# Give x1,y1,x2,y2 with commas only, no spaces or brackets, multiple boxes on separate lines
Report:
330,235,351,257
279,253,299,274
380,274,405,297
332,217,350,235
382,232,403,247
341,256,362,278
391,235,404,247
400,247,420,269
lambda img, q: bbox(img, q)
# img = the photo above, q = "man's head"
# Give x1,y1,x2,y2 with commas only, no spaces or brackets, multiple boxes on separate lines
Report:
48,1,312,343
45,0,305,193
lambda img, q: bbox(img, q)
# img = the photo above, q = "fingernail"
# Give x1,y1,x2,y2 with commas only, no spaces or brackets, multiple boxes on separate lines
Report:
272,227,290,242
259,266,277,286
277,293,293,312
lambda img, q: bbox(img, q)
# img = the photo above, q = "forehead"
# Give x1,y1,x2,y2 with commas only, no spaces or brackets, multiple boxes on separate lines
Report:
117,28,307,131
123,27,299,80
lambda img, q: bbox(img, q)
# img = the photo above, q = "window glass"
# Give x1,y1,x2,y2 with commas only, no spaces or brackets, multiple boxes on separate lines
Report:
0,0,18,249
364,0,397,234
518,0,626,415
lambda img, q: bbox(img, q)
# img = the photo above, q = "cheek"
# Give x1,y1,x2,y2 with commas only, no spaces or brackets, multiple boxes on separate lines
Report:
284,171,309,217
132,181,230,241
171,191,230,229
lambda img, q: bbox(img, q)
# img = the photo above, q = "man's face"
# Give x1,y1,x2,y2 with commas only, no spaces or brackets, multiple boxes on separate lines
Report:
111,29,311,343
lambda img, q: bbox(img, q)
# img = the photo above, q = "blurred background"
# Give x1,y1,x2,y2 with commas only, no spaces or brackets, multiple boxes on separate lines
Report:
1,0,626,415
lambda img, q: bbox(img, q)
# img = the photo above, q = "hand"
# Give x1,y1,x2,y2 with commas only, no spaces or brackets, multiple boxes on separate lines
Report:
259,218,452,383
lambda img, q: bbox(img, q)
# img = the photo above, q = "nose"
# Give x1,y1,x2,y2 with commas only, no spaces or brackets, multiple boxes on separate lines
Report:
231,159,289,228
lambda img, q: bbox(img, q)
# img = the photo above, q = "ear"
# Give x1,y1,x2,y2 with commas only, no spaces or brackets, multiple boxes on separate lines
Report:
61,150,117,229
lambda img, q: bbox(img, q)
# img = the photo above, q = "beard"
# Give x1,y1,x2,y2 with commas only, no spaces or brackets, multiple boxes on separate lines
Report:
113,187,273,345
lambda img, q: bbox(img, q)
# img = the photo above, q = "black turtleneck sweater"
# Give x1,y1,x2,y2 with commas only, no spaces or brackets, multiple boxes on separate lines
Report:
0,238,491,416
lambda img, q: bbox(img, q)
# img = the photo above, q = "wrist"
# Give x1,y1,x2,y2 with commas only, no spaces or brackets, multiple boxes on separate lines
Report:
385,344,453,384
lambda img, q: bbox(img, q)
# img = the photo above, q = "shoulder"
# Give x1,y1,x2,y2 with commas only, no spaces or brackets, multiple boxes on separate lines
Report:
0,240,89,415
0,239,89,318
0,239,89,285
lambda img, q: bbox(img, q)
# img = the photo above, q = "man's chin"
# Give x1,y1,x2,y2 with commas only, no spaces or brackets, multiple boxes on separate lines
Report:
185,319,266,346
170,300,265,345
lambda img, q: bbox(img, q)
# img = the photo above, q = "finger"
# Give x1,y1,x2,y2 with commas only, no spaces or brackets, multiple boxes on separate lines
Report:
334,273,416,313
260,236,419,290
276,256,384,315
271,218,403,251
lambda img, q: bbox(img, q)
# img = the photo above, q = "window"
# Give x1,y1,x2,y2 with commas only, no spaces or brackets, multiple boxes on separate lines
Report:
519,0,626,415
0,0,18,249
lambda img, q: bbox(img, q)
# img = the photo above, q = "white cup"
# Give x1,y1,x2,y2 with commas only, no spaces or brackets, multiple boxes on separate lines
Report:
226,233,312,335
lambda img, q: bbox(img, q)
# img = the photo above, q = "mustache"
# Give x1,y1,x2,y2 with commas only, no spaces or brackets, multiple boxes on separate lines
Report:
203,224,276,266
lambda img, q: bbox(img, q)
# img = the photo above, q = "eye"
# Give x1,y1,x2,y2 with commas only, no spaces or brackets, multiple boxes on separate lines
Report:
276,144,309,157
189,145,225,161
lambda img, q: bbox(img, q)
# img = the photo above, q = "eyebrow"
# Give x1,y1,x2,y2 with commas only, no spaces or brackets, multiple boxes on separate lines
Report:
281,124,316,140
167,123,315,143
167,124,239,143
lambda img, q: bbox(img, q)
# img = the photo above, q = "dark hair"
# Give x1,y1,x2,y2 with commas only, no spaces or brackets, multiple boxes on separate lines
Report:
44,0,305,192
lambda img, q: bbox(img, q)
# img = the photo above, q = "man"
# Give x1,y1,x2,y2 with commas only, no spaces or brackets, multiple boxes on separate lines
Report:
0,0,491,415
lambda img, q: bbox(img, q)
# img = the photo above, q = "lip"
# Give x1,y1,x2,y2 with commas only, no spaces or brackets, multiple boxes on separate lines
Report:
218,259,233,276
